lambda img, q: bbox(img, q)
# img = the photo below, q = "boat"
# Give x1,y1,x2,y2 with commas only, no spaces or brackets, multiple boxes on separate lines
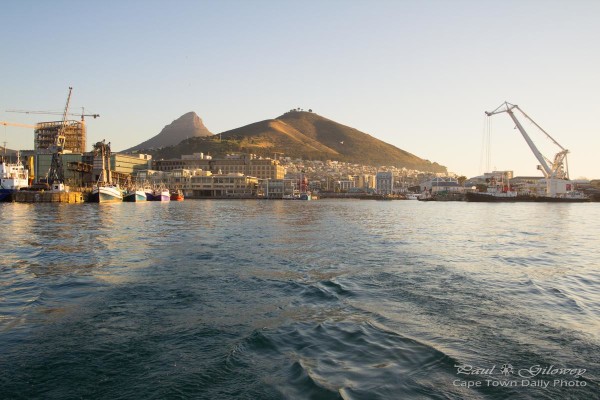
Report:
123,187,147,202
147,186,170,202
89,184,123,203
406,193,419,200
417,191,435,201
170,189,184,201
89,140,123,203
144,187,154,200
299,192,311,200
0,152,29,202
465,191,533,202
535,191,590,203
466,191,589,203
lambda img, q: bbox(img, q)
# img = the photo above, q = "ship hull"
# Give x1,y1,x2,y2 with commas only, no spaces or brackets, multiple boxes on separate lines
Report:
170,193,184,201
466,192,588,202
147,190,170,202
465,192,524,202
89,186,123,203
123,190,147,202
535,196,590,203
0,189,16,202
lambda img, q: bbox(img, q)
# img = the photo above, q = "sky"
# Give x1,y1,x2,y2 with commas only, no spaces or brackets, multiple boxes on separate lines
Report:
2,0,599,179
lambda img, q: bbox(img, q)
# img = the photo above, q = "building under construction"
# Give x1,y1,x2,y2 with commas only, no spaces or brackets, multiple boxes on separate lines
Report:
34,120,86,154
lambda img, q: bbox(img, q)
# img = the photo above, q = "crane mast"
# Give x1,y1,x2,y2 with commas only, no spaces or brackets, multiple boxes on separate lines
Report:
485,101,570,197
46,87,73,190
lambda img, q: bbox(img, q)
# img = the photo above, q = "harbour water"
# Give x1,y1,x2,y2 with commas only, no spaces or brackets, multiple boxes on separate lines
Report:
1,200,599,399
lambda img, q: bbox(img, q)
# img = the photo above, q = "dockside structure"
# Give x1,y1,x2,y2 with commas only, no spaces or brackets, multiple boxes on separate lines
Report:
34,152,151,187
138,169,259,198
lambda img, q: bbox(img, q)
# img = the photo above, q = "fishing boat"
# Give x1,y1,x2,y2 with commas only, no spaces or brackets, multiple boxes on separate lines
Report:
89,140,123,203
170,189,184,201
0,152,29,202
417,191,435,201
89,184,123,203
123,186,147,202
147,186,170,201
299,192,311,200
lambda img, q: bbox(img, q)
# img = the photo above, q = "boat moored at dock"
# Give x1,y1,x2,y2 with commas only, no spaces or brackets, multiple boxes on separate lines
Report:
123,188,147,202
89,185,123,203
147,186,170,201
88,140,123,203
0,152,29,202
170,189,184,201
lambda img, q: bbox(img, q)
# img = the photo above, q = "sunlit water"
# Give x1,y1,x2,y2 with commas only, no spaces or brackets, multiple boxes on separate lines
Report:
1,200,599,399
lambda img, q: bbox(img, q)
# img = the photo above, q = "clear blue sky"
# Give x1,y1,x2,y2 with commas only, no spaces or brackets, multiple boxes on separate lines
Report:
2,0,599,178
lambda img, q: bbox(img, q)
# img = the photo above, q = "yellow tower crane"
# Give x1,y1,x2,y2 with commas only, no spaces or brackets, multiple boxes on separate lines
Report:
0,121,36,129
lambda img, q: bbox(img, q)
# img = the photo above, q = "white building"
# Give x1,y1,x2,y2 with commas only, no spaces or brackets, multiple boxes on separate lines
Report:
421,177,462,193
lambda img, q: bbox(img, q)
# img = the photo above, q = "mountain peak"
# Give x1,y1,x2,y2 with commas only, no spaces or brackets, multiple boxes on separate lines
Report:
123,112,213,152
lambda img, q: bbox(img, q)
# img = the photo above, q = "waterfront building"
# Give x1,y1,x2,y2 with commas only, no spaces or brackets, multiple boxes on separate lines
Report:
111,153,152,176
153,153,285,180
189,173,257,198
258,178,306,198
34,153,84,187
136,168,257,198
332,179,355,192
353,174,375,189
33,152,152,187
82,152,152,186
420,177,462,193
376,171,394,195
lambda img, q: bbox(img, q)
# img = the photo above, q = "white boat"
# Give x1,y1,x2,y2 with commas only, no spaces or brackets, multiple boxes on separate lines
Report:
0,152,29,202
406,193,419,200
90,184,123,203
89,140,123,203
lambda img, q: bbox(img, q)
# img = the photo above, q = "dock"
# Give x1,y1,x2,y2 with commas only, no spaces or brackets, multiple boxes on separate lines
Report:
14,191,86,203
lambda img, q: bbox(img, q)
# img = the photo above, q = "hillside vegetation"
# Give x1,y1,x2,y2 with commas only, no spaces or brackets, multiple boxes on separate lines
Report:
141,111,446,172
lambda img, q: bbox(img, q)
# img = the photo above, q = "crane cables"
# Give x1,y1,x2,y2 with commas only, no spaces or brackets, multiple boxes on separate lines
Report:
479,114,493,175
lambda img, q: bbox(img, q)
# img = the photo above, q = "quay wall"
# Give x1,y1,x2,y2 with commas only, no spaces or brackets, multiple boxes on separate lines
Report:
14,191,86,203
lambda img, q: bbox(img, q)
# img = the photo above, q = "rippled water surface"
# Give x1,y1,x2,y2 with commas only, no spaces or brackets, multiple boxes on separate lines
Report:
1,200,599,399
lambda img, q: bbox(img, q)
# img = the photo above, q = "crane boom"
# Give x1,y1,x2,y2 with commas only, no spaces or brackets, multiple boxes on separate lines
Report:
486,102,553,177
0,121,36,129
485,101,571,197
60,87,73,137
7,109,99,120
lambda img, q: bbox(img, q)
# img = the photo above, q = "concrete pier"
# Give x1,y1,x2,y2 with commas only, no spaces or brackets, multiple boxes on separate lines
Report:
14,191,86,203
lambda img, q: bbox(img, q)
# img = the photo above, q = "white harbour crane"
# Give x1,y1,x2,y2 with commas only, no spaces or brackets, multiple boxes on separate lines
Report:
485,101,571,197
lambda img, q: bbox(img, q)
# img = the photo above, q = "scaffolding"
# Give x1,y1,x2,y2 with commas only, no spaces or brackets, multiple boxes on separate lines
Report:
34,120,86,154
